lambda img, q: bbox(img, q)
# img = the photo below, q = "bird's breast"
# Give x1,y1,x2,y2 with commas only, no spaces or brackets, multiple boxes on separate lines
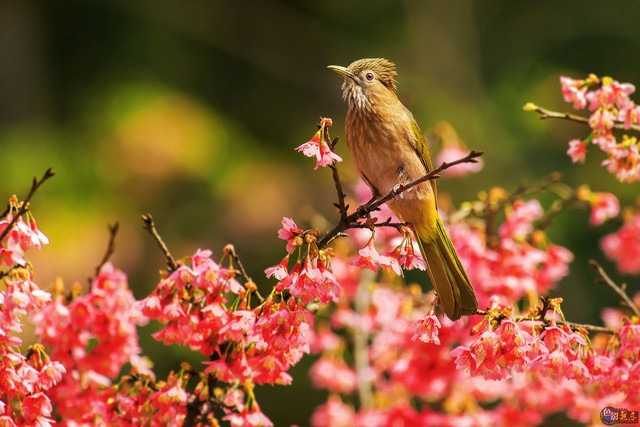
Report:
345,110,437,228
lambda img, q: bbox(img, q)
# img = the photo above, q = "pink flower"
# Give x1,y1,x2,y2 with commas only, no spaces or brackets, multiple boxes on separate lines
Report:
352,237,402,276
297,118,342,169
618,104,640,129
567,139,588,163
310,357,357,394
499,199,543,241
223,405,274,427
277,217,304,254
560,76,588,109
264,255,289,280
588,108,616,133
588,192,619,225
601,212,640,274
411,310,441,345
285,256,341,304
311,395,355,427
601,139,640,183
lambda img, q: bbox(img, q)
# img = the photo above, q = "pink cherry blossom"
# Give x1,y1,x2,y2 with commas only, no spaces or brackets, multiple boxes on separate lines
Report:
601,211,640,274
297,118,342,169
567,139,588,163
588,191,619,225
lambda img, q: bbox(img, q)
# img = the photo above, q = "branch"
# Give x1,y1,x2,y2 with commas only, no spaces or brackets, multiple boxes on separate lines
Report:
325,127,349,222
525,103,640,132
141,214,178,272
90,222,120,282
224,244,252,284
0,168,55,244
473,308,616,335
589,259,640,317
318,151,483,248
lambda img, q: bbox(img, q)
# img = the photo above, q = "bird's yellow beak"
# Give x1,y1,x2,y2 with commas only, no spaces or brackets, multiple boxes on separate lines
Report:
327,65,357,81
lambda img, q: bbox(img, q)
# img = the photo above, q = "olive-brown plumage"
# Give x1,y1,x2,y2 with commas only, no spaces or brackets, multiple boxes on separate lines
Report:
328,58,478,320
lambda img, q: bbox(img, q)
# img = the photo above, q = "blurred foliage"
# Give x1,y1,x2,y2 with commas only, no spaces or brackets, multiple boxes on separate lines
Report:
2,0,640,425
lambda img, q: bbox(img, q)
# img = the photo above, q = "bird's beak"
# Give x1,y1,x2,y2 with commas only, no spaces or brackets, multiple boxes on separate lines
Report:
327,65,358,81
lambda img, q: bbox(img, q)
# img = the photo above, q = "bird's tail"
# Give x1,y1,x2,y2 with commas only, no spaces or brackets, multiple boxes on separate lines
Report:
415,217,478,320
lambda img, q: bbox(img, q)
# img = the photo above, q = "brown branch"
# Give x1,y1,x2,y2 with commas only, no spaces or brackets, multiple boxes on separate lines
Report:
0,168,55,244
473,308,616,335
317,150,483,248
325,128,349,222
90,222,120,282
141,214,178,272
525,103,640,132
589,259,640,317
224,244,251,284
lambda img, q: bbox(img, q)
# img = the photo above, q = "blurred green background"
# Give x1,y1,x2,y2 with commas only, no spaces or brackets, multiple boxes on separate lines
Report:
2,1,640,425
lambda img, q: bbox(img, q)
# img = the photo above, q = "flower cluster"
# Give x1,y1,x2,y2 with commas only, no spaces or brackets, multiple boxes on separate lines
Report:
0,199,63,426
32,263,148,425
560,74,640,182
449,198,574,308
139,244,318,425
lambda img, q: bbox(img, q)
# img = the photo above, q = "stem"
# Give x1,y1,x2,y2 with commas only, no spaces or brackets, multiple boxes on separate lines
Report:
318,151,483,249
0,168,55,244
589,259,640,317
90,222,120,282
141,214,178,272
474,308,615,335
526,104,640,132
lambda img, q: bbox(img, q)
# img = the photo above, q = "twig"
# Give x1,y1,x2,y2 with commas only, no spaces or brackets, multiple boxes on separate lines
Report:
90,222,120,282
0,168,55,244
589,259,640,317
526,103,640,132
473,308,616,335
224,244,251,284
325,129,349,222
317,151,483,248
141,214,178,272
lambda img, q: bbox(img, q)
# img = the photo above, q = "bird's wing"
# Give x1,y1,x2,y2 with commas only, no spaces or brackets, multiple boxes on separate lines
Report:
407,113,438,205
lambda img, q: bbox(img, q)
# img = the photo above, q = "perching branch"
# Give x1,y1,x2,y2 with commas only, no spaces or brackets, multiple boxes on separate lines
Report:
324,124,349,223
90,222,120,282
141,214,178,272
318,150,484,248
473,307,616,335
589,259,640,317
525,103,640,132
0,168,55,244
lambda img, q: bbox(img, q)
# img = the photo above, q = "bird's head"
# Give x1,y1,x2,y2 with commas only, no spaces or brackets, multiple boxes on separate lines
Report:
328,58,398,111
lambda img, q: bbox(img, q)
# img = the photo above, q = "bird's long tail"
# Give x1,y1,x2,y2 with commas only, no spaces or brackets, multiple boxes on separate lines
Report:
415,217,478,320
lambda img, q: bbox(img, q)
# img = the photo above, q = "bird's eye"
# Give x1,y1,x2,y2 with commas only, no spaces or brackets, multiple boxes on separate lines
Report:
365,72,375,81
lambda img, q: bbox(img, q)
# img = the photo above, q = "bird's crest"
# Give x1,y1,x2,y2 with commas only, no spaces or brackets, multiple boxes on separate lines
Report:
349,58,398,92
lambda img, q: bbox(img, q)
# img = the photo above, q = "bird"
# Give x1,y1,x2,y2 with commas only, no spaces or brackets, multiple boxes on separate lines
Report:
328,58,478,320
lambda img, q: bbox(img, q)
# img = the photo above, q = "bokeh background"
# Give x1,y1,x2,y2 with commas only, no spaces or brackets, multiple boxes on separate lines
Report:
2,1,640,425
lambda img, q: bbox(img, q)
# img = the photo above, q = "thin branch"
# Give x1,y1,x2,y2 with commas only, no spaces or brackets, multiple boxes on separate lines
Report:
473,308,616,335
0,168,55,244
318,151,483,248
141,214,178,272
224,244,251,284
90,222,120,282
526,103,640,132
325,128,349,222
589,259,640,317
